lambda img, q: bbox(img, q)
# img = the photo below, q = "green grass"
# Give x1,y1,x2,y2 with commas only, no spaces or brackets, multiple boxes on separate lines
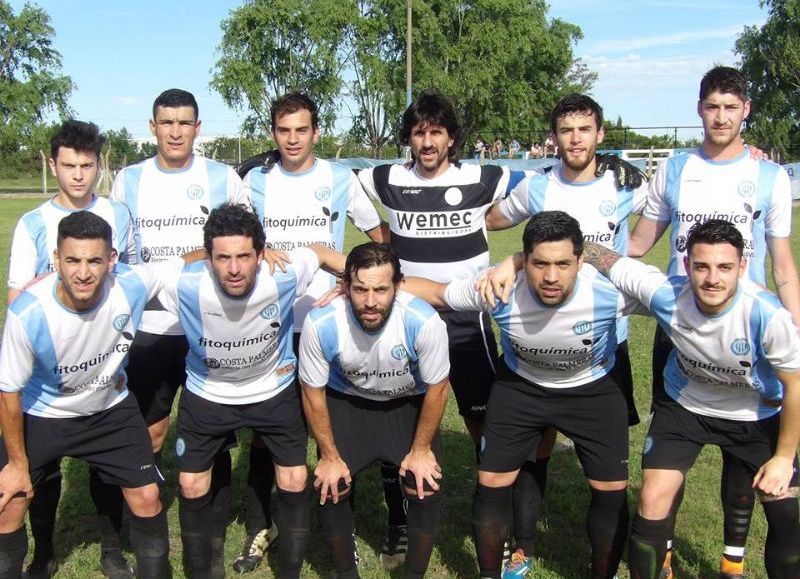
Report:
1,198,798,578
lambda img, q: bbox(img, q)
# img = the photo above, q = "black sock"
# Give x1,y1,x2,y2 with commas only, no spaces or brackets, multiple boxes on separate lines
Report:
720,453,754,561
587,487,628,578
513,459,548,554
628,514,670,579
381,462,407,527
0,526,28,578
210,452,232,541
472,483,513,579
179,491,213,575
762,497,800,578
129,510,169,579
28,470,60,562
89,467,124,553
404,490,441,579
275,487,310,579
245,442,274,533
318,491,357,576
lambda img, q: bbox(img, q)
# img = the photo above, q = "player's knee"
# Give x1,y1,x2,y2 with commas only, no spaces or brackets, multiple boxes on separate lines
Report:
275,465,307,492
478,469,517,489
178,471,211,499
401,471,441,499
589,479,628,492
123,483,162,517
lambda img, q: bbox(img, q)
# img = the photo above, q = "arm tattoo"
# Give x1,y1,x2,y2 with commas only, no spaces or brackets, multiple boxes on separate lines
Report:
582,241,623,276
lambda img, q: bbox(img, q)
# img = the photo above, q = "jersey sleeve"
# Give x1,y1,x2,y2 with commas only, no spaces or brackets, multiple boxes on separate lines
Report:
287,247,321,297
443,276,490,312
113,202,139,265
765,165,792,238
346,172,381,232
0,312,34,393
132,259,185,302
7,219,37,290
109,170,126,203
227,168,249,206
762,309,800,373
609,258,669,310
356,168,380,203
414,313,451,386
641,161,671,223
497,176,533,225
297,316,330,388
492,166,513,201
631,182,648,216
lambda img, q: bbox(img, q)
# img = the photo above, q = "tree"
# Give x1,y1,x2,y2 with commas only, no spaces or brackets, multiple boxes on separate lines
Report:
210,0,354,135
0,1,73,155
736,0,800,161
103,128,140,170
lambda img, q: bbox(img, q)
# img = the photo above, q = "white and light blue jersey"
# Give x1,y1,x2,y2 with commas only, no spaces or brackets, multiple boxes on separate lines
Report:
444,266,643,388
244,158,381,328
159,248,319,405
110,155,247,335
8,195,137,290
610,257,800,420
643,150,792,284
298,290,449,401
0,262,176,418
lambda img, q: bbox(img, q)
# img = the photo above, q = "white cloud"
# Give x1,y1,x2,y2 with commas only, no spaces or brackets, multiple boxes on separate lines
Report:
115,96,138,106
582,26,747,55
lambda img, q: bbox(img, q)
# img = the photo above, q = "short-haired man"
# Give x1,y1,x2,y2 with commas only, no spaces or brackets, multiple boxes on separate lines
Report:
235,93,387,572
0,211,177,579
7,119,137,578
404,211,640,579
484,94,646,573
583,219,800,579
158,203,345,579
299,242,450,579
629,66,800,578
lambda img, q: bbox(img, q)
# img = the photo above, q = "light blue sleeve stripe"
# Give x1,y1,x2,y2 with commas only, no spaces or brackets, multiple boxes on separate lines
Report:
115,264,149,332
21,210,51,275
749,295,782,417
665,155,691,275
111,202,134,264
207,161,231,208
750,161,779,286
614,188,634,255
506,170,527,195
330,164,350,249
492,297,517,371
246,169,266,226
14,296,61,414
309,306,345,391
589,277,620,378
528,174,548,215
273,270,300,386
402,298,426,392
177,266,208,387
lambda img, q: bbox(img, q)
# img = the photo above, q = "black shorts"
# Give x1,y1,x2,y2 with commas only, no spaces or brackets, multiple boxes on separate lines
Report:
643,395,800,487
479,363,629,482
325,389,441,476
176,385,308,473
0,395,161,489
442,310,498,421
651,324,673,411
612,340,640,426
126,331,188,425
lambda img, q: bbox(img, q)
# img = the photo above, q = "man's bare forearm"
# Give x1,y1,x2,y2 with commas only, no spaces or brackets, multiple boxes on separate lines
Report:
300,384,340,459
0,392,27,468
412,380,449,451
582,241,624,276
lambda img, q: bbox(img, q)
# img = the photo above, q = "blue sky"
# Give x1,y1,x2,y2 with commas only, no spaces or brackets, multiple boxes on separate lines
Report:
14,0,766,141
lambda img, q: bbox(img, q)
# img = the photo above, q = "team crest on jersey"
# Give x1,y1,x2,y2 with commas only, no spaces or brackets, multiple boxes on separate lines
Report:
113,314,130,332
391,345,408,360
444,187,463,206
737,180,756,198
260,304,279,319
315,186,331,201
186,184,204,200
176,437,186,457
140,247,152,263
675,235,687,253
599,200,616,217
572,320,592,335
730,339,751,356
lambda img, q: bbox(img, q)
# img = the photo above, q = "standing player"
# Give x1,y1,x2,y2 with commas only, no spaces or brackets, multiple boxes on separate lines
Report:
404,211,640,579
582,220,800,579
629,66,800,579
0,212,176,579
235,92,387,573
159,203,345,579
299,242,449,579
7,120,137,578
484,94,645,574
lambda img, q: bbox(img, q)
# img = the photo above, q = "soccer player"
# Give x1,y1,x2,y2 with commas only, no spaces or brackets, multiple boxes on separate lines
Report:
0,211,177,579
484,94,646,575
159,203,345,579
235,92,387,572
404,211,640,579
299,242,450,579
7,120,137,578
582,219,800,579
628,66,800,579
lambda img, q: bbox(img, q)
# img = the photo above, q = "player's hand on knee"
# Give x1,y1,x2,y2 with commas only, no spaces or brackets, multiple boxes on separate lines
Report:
263,248,291,274
0,463,32,512
313,456,351,505
753,455,794,497
400,449,442,499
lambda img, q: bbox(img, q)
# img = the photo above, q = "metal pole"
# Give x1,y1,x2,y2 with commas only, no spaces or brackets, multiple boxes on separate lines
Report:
406,0,412,107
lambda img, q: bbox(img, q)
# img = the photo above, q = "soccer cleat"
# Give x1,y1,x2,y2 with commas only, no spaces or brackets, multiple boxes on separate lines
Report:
502,549,533,579
380,525,408,570
231,523,279,573
501,537,514,569
719,555,745,579
659,549,675,579
100,550,134,579
22,557,56,579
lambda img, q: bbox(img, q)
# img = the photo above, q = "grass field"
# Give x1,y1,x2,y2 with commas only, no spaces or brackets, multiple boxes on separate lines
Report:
0,195,797,578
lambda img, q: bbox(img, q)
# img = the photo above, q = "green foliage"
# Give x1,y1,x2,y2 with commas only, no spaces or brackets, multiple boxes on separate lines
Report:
210,0,354,135
736,0,800,161
0,1,73,157
103,128,141,171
